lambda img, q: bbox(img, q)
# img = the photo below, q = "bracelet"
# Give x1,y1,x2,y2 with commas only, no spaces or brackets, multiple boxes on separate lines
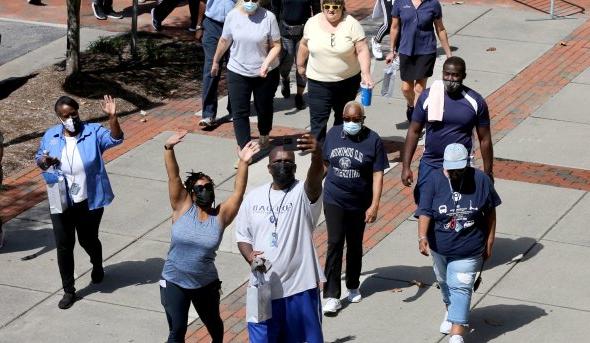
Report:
418,236,427,242
195,25,203,31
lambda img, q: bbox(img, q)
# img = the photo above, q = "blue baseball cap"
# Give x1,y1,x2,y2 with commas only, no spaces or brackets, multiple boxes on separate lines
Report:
443,143,468,170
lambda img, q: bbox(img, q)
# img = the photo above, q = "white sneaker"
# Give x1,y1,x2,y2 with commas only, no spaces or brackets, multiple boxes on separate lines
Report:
371,37,383,60
199,117,216,128
449,335,464,343
347,288,362,303
440,311,452,334
322,298,342,314
258,135,270,149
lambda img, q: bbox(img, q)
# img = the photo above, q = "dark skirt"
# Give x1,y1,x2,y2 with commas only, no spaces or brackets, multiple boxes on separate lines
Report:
399,53,437,81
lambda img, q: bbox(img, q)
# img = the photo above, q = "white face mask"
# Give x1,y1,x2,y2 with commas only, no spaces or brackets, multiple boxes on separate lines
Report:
343,121,362,136
61,117,78,133
243,1,258,13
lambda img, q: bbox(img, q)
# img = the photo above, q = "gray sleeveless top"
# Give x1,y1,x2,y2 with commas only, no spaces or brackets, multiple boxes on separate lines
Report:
161,204,223,289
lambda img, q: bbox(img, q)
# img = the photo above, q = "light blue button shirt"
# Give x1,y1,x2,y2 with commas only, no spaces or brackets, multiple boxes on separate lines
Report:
36,123,123,210
205,0,236,23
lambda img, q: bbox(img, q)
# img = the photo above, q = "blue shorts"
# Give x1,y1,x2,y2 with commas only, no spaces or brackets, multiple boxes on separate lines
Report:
248,288,323,343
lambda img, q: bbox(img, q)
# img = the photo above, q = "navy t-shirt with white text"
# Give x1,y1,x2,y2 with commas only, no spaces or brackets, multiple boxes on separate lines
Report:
416,167,501,258
412,85,490,168
323,126,389,210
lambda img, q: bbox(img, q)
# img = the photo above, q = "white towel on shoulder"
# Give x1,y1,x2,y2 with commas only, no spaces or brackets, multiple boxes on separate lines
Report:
427,80,445,122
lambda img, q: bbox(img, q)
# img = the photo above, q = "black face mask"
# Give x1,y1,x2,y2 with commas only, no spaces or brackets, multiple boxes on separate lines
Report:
270,161,296,189
448,168,466,182
444,80,463,94
193,184,215,208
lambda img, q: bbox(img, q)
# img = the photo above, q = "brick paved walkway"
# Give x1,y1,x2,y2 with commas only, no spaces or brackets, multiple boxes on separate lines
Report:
1,1,590,342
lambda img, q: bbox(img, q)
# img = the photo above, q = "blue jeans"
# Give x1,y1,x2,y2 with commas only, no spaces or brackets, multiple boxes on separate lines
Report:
279,34,306,88
431,250,482,325
202,17,230,119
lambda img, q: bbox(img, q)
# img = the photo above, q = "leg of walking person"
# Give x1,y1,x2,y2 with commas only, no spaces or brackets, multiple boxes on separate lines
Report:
293,36,307,109
307,79,334,143
187,0,199,30
344,208,367,294
228,71,255,148
74,201,104,282
279,35,296,99
192,280,224,343
332,74,361,127
51,210,77,295
445,256,481,336
160,281,192,343
253,68,280,144
374,0,392,44
201,17,225,124
152,0,179,26
323,203,347,300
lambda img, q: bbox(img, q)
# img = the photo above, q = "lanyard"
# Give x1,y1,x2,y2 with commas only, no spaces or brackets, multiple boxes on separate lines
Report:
447,176,464,209
447,176,464,232
268,183,294,240
64,137,79,184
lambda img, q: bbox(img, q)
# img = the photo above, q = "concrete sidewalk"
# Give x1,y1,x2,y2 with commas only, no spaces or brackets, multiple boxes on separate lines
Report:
1,1,590,342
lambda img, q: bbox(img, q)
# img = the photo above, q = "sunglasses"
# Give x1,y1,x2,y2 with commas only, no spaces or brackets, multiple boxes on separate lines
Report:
193,183,214,193
343,116,365,123
323,4,341,10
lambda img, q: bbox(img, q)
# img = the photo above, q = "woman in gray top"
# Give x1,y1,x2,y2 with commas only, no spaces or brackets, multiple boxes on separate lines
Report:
211,0,282,162
161,131,259,343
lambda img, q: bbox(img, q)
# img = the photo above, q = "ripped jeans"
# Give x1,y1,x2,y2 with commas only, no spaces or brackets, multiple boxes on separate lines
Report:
431,250,482,325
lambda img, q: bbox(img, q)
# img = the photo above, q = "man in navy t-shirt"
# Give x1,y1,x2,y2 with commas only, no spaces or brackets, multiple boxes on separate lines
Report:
401,56,494,203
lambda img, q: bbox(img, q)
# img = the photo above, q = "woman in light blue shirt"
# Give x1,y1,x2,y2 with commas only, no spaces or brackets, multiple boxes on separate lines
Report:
36,95,123,310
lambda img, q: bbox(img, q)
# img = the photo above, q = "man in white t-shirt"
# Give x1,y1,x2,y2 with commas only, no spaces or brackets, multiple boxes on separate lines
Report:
236,134,325,343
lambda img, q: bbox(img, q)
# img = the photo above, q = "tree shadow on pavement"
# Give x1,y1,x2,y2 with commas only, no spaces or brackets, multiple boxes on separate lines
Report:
468,304,548,341
77,257,165,298
0,74,38,100
0,224,54,259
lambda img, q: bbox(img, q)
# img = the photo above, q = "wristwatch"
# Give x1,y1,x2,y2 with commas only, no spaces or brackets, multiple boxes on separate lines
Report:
195,25,203,31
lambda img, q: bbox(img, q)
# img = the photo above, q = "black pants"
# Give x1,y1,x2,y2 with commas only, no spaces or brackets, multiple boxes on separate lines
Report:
308,74,360,143
153,0,199,26
160,279,224,343
323,203,366,299
50,200,104,294
93,0,113,8
228,68,280,148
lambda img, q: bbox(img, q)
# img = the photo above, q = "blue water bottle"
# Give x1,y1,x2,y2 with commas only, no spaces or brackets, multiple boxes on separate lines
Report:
360,83,372,106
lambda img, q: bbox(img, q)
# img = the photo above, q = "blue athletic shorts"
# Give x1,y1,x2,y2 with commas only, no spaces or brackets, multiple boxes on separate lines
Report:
248,288,323,343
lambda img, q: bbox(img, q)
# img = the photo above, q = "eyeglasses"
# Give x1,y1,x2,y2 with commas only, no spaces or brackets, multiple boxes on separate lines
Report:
244,0,259,2
342,116,365,123
323,4,341,10
330,33,335,47
192,183,214,193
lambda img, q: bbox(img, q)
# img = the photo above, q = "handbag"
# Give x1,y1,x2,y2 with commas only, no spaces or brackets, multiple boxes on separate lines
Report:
246,270,272,323
43,168,69,214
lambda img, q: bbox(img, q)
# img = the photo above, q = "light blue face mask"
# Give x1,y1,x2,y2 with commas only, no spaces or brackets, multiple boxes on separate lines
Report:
343,122,362,135
243,1,258,13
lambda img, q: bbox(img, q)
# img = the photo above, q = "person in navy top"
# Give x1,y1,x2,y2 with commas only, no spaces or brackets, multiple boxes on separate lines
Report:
36,95,124,310
321,101,389,314
402,56,494,204
161,131,259,343
416,143,500,343
385,0,452,121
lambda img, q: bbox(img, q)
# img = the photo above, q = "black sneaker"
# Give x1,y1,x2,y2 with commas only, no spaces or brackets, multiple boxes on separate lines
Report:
92,3,107,20
281,79,290,99
105,8,124,19
151,8,162,31
28,0,43,5
58,293,76,310
295,94,305,110
406,105,414,122
91,265,104,284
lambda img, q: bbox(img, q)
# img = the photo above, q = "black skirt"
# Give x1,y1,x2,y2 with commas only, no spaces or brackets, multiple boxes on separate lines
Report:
399,53,437,81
